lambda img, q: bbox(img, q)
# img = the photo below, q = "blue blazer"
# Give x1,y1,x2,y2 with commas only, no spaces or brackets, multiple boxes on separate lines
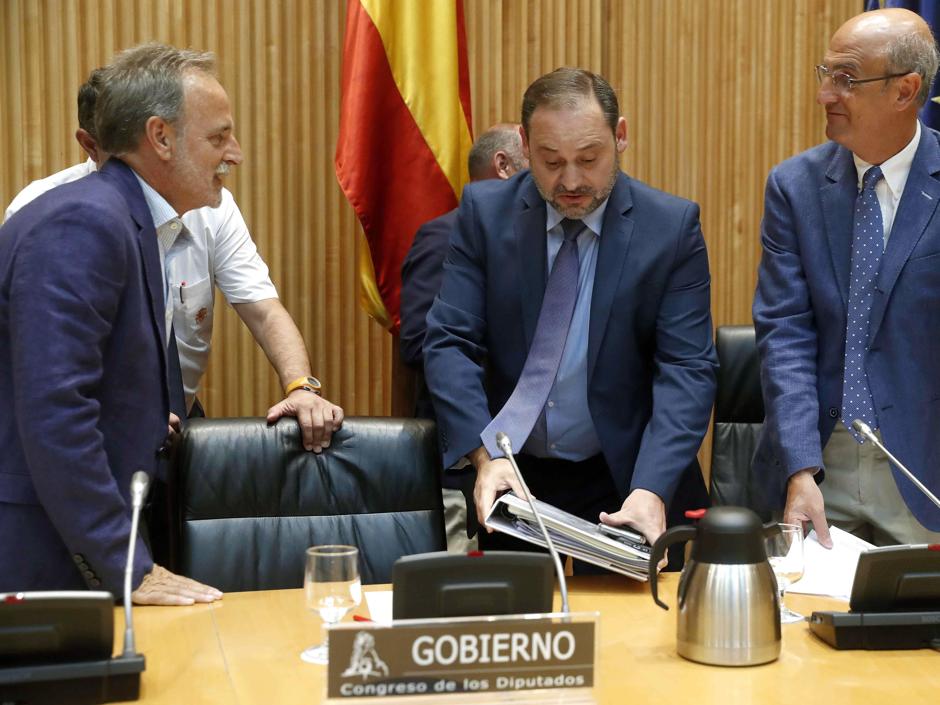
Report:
0,159,170,593
400,208,457,374
753,128,940,531
423,170,717,505
400,207,478,501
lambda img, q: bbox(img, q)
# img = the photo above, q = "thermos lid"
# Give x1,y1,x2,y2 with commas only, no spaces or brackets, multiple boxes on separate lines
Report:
690,506,769,565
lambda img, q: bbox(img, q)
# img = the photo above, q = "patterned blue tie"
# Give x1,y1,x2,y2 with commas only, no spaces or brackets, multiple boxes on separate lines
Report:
481,218,585,457
842,166,884,442
167,326,187,423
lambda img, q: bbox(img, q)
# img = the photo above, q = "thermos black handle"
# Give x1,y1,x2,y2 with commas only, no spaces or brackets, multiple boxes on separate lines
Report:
649,525,697,609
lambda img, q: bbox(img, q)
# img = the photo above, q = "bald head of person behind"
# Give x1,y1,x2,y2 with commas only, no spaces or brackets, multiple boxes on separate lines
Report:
467,123,528,182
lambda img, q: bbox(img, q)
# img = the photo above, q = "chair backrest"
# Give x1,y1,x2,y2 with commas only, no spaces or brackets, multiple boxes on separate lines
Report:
174,416,445,590
710,325,770,517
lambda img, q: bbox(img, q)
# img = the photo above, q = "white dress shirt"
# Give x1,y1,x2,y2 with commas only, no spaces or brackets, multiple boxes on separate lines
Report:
852,120,921,245
4,159,278,408
133,173,183,348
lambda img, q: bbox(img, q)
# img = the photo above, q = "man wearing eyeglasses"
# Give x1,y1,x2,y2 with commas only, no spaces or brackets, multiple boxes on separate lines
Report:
753,7,940,546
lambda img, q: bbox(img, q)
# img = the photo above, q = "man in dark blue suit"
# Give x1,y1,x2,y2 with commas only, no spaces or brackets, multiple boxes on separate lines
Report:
754,8,940,545
423,68,717,554
0,43,235,603
401,123,528,550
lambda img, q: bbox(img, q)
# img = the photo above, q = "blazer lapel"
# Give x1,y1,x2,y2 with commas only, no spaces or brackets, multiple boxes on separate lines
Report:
820,147,858,312
515,178,548,350
870,129,940,341
101,159,168,367
137,215,169,356
588,172,634,378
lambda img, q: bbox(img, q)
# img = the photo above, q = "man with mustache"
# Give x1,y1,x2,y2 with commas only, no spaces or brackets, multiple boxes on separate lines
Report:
0,43,237,602
5,68,343,454
423,68,716,562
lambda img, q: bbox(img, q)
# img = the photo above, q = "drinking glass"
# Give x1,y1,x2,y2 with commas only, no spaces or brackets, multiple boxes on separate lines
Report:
765,523,805,624
301,545,361,664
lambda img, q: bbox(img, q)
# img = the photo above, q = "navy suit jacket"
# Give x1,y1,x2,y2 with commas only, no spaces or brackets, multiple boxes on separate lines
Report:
400,208,457,419
400,207,477,503
753,128,940,531
423,170,717,506
0,158,170,593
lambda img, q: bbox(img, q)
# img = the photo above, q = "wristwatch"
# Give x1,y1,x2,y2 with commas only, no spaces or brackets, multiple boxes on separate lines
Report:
285,375,322,396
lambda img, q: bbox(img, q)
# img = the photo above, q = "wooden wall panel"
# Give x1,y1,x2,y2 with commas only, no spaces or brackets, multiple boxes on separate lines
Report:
0,0,390,419
465,0,857,329
463,0,857,473
1,1,857,460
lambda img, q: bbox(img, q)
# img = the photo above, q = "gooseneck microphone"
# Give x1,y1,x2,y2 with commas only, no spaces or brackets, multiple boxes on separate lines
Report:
851,420,940,512
0,472,150,702
495,432,570,614
123,470,151,656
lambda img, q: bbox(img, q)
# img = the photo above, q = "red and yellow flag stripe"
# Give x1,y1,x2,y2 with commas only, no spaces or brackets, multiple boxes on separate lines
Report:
335,0,473,332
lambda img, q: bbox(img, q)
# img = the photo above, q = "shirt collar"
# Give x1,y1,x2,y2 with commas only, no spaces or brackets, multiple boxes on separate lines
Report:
133,171,180,230
545,196,610,237
853,120,921,198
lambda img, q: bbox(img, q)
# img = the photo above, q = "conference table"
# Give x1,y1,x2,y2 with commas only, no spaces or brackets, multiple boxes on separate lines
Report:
115,575,938,704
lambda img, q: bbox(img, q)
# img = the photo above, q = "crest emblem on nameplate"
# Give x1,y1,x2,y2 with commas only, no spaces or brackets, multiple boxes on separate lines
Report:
326,613,598,701
341,631,390,680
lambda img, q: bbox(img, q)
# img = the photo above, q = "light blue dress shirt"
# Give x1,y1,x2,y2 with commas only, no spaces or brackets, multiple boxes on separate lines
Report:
521,199,608,460
134,173,182,345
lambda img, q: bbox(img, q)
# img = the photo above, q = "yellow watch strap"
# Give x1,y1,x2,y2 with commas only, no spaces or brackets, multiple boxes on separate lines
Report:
285,376,321,396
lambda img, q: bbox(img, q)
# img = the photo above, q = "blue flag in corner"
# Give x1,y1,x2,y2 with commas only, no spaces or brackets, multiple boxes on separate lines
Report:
865,0,940,130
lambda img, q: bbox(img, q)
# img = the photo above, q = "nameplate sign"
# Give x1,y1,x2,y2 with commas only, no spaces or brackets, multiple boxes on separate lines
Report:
326,613,597,700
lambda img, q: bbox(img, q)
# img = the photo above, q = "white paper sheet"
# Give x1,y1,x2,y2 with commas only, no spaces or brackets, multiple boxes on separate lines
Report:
786,526,875,601
364,590,394,624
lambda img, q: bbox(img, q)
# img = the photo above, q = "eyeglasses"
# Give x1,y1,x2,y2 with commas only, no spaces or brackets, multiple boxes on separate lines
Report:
815,64,910,93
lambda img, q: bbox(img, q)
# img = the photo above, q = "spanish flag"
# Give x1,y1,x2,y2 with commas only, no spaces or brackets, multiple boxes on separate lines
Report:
335,0,473,332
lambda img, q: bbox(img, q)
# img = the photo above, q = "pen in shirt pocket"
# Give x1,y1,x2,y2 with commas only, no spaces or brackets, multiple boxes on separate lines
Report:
180,281,186,303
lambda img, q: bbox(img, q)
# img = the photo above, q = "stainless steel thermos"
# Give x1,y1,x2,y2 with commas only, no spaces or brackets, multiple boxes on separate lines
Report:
649,506,782,666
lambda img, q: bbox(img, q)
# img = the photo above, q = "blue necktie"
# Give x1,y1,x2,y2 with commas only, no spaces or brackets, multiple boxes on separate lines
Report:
842,166,884,442
167,326,187,424
481,218,585,457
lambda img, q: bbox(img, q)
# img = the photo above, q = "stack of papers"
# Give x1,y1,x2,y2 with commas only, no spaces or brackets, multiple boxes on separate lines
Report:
484,492,651,580
787,526,875,601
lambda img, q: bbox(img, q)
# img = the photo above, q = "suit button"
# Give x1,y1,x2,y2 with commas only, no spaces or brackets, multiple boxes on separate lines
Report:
78,562,89,572
73,554,84,564
83,570,95,580
89,578,101,587
828,407,839,418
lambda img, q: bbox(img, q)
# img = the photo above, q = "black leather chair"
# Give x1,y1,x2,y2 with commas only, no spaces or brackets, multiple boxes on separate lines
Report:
173,417,445,590
710,325,772,518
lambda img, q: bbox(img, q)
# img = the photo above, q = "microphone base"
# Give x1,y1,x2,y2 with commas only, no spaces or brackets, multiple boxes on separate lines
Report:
0,654,145,704
809,610,940,650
